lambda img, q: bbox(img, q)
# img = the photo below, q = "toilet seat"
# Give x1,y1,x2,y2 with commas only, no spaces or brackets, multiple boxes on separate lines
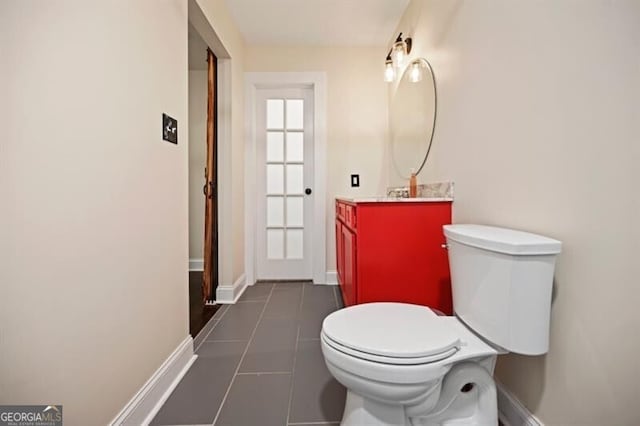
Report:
321,302,461,366
322,332,459,365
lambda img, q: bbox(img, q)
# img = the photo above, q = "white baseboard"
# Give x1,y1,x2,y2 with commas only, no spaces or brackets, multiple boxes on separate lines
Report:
324,270,338,285
497,380,544,426
216,273,247,304
189,258,204,271
109,336,196,426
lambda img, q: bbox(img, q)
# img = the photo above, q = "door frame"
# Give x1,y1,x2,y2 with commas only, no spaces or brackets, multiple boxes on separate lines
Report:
188,0,234,300
245,72,327,285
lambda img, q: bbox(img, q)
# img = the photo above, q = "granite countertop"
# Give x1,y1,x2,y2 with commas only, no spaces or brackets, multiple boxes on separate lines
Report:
337,182,455,204
336,197,453,203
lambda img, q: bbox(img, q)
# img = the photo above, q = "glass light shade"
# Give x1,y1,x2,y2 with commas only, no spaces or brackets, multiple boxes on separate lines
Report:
409,61,422,83
391,40,407,68
384,60,396,82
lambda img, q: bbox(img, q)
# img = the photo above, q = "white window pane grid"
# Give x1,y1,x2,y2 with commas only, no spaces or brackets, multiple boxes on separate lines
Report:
286,99,304,130
286,229,304,259
266,164,284,194
286,197,303,227
267,229,284,259
266,132,284,162
286,165,304,195
265,97,307,260
286,132,304,163
267,99,284,129
267,197,284,227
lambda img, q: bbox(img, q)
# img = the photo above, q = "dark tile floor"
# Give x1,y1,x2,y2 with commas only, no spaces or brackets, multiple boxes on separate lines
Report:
189,271,220,337
152,281,346,426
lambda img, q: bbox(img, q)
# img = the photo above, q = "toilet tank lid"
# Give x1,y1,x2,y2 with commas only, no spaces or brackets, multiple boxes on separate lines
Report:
444,224,562,255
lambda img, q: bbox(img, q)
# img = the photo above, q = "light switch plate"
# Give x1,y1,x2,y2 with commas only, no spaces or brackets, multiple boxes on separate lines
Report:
351,174,360,187
162,113,178,144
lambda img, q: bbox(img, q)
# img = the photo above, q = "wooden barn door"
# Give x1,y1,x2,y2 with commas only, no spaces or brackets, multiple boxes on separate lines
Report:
202,48,218,304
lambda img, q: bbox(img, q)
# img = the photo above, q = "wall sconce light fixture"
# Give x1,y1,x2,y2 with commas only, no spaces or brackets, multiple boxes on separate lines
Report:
409,60,423,83
391,33,412,69
384,32,412,82
384,54,396,82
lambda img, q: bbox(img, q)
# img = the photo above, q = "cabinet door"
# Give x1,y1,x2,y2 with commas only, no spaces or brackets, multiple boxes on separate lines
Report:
336,220,344,285
342,226,357,306
354,202,453,313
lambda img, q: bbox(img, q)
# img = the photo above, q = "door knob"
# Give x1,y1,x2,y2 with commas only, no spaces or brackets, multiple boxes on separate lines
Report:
305,188,312,195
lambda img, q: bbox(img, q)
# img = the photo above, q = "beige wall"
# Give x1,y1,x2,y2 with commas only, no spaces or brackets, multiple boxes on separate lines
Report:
0,1,190,423
245,47,389,271
392,1,640,424
188,70,207,260
196,0,246,284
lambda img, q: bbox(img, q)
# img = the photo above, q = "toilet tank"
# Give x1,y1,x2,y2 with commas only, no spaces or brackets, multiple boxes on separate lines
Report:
443,224,561,355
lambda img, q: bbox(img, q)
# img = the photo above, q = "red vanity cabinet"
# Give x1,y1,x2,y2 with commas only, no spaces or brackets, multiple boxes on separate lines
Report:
335,198,453,314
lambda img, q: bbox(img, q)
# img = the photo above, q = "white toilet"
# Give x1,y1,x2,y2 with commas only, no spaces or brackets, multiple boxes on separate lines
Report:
321,224,561,426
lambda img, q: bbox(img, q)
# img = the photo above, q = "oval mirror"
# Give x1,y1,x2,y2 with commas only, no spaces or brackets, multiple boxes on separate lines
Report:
389,58,437,179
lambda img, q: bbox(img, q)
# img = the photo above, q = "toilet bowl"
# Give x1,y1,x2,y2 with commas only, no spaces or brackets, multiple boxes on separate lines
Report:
321,224,561,425
321,303,498,426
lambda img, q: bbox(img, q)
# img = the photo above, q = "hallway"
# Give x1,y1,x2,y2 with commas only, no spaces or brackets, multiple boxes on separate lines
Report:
152,281,346,425
189,271,220,337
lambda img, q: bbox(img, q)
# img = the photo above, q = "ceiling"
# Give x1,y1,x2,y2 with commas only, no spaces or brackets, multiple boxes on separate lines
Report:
224,0,410,46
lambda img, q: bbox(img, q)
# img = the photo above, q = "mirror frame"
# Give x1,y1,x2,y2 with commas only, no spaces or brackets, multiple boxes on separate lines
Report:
412,57,437,175
390,57,438,177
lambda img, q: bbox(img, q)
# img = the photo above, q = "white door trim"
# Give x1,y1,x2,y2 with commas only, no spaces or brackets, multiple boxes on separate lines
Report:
188,0,234,294
245,72,327,285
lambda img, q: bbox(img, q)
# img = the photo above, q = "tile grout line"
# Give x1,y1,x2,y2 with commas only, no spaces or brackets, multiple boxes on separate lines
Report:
285,282,307,425
193,319,218,352
210,283,276,426
194,305,231,352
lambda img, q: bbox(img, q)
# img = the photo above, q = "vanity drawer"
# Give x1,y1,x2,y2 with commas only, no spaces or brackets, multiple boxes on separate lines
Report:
336,201,357,229
345,205,356,229
336,202,346,222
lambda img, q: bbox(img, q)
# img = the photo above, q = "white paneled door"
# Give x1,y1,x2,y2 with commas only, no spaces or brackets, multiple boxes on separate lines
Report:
256,88,314,279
